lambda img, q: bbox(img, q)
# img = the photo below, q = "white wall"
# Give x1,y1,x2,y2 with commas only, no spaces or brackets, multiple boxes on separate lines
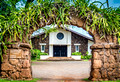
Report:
88,40,94,55
49,29,71,45
49,29,71,57
49,45,53,57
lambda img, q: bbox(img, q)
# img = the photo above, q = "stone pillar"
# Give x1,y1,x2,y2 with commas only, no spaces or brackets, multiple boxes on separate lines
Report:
90,43,120,81
1,42,32,80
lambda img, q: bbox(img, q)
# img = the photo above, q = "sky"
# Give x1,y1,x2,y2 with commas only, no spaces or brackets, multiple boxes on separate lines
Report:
16,0,120,9
91,0,120,7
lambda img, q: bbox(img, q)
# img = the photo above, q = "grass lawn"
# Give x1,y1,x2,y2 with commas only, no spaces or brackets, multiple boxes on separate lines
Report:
1,78,120,82
0,78,40,82
84,78,120,82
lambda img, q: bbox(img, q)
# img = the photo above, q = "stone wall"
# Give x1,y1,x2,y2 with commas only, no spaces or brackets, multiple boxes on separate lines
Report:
90,43,120,81
71,32,88,55
31,33,49,53
1,42,32,80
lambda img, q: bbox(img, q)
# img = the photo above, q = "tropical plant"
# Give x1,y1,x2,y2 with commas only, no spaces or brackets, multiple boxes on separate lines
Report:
31,49,48,60
40,52,48,55
81,55,92,59
85,51,91,55
0,0,119,60
31,49,41,60
72,52,82,55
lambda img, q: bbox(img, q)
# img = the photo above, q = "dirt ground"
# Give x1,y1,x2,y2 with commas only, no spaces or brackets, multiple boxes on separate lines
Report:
32,61,91,82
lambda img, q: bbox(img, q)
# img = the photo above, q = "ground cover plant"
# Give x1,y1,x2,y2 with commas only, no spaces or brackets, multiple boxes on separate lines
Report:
0,78,40,82
83,78,120,82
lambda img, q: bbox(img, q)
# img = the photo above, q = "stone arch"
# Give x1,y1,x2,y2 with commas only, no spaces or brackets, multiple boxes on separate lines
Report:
1,13,120,81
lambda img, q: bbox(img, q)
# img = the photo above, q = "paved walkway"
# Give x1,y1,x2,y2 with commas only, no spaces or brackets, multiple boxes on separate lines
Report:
32,61,91,81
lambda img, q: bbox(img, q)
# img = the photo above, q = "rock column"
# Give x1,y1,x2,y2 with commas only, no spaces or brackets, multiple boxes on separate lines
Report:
90,43,120,81
1,42,32,80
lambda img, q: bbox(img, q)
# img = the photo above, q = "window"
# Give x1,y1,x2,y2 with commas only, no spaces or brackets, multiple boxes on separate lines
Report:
39,43,46,52
74,44,80,52
41,45,45,52
57,32,64,40
75,45,79,52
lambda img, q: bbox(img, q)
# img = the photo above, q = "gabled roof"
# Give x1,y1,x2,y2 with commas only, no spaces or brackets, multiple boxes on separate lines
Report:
31,25,93,41
65,27,93,41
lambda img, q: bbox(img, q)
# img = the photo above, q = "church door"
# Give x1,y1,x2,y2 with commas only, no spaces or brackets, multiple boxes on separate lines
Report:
53,45,67,57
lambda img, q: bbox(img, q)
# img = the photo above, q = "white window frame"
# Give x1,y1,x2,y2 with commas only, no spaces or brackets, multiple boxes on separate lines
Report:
39,43,46,52
75,45,79,52
41,45,45,52
74,44,81,52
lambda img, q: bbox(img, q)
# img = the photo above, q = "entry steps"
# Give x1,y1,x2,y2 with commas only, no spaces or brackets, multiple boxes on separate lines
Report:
39,57,78,61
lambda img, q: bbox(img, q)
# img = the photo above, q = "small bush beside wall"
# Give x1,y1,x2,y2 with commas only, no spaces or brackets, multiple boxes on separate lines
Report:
31,49,48,60
40,52,48,55
81,55,92,59
72,51,92,60
81,51,92,60
31,49,41,60
72,52,82,55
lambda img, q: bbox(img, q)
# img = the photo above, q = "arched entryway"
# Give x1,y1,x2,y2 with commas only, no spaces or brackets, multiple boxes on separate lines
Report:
31,25,93,81
0,1,120,81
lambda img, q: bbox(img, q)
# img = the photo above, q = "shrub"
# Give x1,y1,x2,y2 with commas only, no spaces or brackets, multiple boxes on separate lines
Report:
40,52,48,55
80,51,92,60
81,54,92,59
31,49,41,60
31,49,48,60
85,51,89,55
72,52,92,59
72,52,82,55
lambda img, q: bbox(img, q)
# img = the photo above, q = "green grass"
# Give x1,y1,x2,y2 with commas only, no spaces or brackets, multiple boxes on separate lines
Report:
83,78,120,82
0,78,40,82
101,81,120,82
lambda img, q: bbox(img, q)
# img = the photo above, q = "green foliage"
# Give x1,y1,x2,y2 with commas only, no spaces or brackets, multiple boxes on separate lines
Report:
31,49,41,60
40,52,48,55
31,49,48,60
72,52,82,55
72,51,92,59
81,51,92,59
0,78,39,82
0,0,120,61
85,51,91,55
81,55,92,59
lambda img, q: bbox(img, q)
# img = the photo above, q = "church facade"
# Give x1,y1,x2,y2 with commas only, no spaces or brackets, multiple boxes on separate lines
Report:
31,28,94,59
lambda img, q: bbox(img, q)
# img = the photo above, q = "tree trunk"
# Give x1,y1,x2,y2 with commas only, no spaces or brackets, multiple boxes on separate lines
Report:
106,0,109,8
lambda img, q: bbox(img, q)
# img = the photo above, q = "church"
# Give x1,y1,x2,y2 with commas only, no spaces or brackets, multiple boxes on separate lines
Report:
31,26,94,60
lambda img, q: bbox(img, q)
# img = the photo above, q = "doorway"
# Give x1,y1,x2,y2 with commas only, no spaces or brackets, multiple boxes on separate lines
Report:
53,45,67,57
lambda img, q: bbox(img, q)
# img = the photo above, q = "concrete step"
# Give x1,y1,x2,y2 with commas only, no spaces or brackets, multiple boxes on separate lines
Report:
39,57,77,61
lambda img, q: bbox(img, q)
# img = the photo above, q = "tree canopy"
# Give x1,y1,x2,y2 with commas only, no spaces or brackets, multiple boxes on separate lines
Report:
0,0,120,55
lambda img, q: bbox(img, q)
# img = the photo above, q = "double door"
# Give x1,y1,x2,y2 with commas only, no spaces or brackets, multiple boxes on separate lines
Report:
53,45,67,57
